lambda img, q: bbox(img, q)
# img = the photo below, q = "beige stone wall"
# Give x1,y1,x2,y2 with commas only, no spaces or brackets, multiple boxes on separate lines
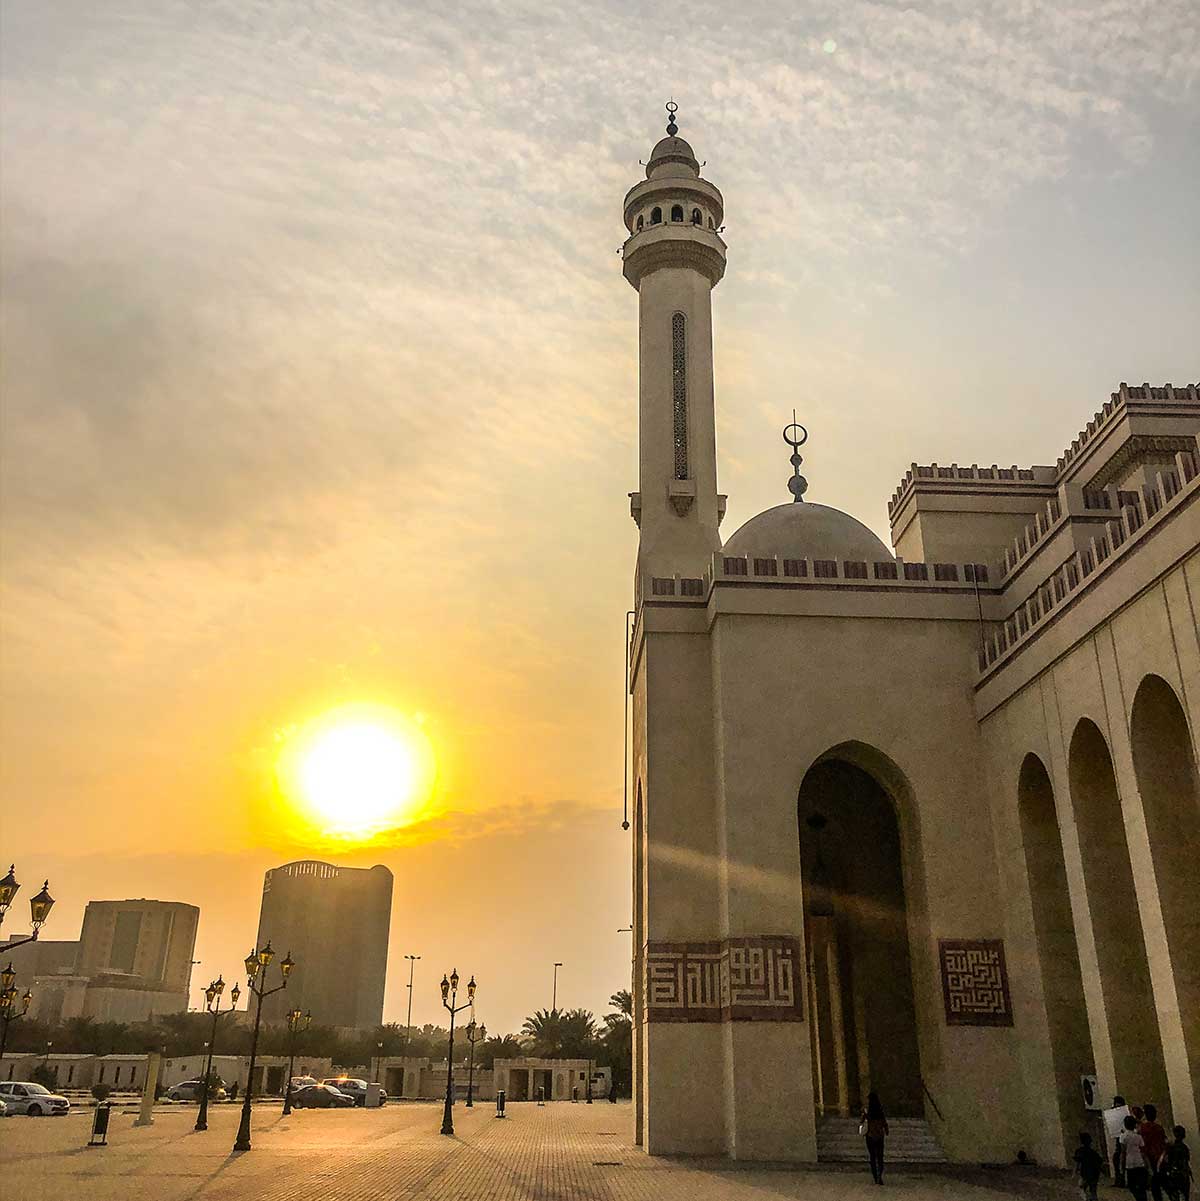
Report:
980,545,1200,1163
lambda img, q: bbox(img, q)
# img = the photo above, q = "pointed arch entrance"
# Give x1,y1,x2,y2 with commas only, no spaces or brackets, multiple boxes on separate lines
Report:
798,747,924,1117
1017,753,1094,1150
1068,718,1169,1104
1130,675,1200,1101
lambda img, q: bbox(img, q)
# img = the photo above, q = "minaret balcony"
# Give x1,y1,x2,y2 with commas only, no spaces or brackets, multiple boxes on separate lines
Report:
622,223,727,289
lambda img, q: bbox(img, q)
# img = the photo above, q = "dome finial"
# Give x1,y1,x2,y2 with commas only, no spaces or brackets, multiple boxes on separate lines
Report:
665,99,678,137
783,411,808,501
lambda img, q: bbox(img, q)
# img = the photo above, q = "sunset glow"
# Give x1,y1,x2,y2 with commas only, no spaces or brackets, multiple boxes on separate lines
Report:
278,706,435,841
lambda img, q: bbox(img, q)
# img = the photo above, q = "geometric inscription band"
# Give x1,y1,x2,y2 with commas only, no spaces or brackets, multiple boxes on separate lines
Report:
644,934,803,1023
938,938,1014,1027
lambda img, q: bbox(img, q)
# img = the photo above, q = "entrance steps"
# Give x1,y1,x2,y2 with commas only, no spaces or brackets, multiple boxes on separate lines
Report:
817,1115,947,1164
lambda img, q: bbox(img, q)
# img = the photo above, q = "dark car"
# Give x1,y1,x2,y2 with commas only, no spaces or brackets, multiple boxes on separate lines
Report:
290,1084,355,1109
321,1077,387,1107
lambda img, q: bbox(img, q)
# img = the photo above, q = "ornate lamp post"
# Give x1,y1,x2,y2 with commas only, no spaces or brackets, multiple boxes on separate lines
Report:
438,969,476,1136
281,1007,311,1116
0,963,33,1063
552,962,563,1014
0,867,55,952
195,975,239,1131
233,942,294,1152
464,1019,485,1108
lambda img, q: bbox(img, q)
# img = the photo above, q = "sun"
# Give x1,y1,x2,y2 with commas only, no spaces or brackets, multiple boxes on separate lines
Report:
276,704,435,841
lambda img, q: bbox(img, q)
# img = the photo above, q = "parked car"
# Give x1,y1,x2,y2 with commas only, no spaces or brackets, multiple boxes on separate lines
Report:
166,1079,227,1103
0,1082,71,1116
0,1097,8,1117
321,1077,373,1107
287,1075,320,1092
290,1084,355,1109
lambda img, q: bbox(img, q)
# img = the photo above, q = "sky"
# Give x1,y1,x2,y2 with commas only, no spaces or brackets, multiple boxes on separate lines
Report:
1,0,1197,1036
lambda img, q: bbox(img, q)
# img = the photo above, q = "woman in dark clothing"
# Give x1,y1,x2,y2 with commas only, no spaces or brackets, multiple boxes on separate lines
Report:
862,1091,889,1185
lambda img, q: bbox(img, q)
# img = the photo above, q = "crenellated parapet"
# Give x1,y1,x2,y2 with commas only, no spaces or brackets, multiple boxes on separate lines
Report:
640,552,994,605
978,446,1199,676
1057,381,1199,476
888,462,1051,519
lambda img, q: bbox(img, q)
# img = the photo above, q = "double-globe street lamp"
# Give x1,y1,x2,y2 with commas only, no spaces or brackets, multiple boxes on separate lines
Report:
464,1018,486,1108
281,1007,311,1117
195,975,240,1132
0,963,33,1062
233,942,294,1152
0,866,55,952
438,969,476,1136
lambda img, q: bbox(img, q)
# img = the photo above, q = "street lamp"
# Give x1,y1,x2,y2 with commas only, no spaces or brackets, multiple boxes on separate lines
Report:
552,962,563,1014
374,1040,384,1086
438,969,476,1136
233,942,294,1152
465,1019,486,1108
281,1007,311,1117
402,954,420,1061
0,963,33,1063
0,867,55,952
195,975,239,1131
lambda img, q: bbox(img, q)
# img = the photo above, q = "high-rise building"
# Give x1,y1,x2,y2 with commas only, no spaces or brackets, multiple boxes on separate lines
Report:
255,861,392,1029
19,899,199,1023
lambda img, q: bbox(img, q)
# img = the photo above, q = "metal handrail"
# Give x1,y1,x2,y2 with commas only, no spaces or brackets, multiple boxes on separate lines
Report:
921,1078,944,1122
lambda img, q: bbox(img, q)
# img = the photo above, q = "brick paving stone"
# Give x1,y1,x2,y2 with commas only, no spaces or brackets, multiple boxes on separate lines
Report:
1,1100,1081,1201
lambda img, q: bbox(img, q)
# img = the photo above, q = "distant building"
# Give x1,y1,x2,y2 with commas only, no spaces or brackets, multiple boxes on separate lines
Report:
255,861,391,1029
18,899,198,1023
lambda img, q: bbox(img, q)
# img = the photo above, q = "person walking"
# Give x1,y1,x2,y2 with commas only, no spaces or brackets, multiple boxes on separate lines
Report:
1141,1105,1169,1201
1161,1126,1192,1201
1108,1097,1134,1187
1074,1131,1103,1201
861,1091,889,1186
1121,1115,1151,1201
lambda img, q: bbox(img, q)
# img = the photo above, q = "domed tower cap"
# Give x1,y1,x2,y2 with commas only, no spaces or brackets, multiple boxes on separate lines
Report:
646,101,700,178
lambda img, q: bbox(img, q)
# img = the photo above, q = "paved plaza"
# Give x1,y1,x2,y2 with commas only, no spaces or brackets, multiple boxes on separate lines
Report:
1,1100,1087,1201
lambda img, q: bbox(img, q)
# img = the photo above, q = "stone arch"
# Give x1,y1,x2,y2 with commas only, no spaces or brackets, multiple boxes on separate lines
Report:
670,203,684,222
1130,674,1200,1094
1067,718,1169,1104
797,743,925,1117
650,206,662,225
691,207,702,225
1017,752,1094,1153
636,214,644,231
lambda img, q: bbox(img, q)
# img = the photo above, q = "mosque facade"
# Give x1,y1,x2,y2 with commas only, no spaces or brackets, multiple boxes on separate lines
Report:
623,107,1200,1164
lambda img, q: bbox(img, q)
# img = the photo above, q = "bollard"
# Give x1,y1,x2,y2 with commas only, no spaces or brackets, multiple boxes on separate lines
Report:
571,1086,578,1103
495,1089,506,1118
536,1086,545,1107
88,1101,112,1148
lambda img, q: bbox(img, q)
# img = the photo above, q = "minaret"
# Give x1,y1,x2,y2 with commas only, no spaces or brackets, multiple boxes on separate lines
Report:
624,103,727,580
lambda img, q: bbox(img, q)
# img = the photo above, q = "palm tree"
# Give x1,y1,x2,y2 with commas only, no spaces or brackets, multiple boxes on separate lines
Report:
606,990,633,1022
520,1008,564,1057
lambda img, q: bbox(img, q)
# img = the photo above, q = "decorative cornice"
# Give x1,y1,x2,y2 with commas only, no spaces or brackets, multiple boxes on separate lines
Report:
623,230,726,289
1086,434,1197,492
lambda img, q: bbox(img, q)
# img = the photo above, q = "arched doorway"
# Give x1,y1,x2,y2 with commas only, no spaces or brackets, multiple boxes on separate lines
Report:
1017,753,1094,1150
1068,719,1169,1104
1130,675,1200,1096
798,753,923,1117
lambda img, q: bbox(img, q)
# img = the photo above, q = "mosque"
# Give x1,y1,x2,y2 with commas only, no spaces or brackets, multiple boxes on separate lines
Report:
623,105,1200,1165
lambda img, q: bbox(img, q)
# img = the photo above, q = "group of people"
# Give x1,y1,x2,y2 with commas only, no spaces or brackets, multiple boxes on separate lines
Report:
857,1089,1192,1198
1076,1097,1193,1201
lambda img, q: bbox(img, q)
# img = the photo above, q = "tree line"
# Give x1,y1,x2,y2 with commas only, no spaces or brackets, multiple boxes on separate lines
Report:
12,990,634,1089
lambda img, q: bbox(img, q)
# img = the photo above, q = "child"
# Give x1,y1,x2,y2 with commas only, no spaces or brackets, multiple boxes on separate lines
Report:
1162,1126,1192,1201
1074,1131,1103,1201
1121,1115,1150,1201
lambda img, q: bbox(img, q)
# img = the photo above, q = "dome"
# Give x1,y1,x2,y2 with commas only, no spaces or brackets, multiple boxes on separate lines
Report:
646,135,699,179
723,502,894,563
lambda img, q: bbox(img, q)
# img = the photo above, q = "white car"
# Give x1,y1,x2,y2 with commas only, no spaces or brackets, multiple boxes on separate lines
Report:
0,1097,8,1117
0,1082,71,1116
